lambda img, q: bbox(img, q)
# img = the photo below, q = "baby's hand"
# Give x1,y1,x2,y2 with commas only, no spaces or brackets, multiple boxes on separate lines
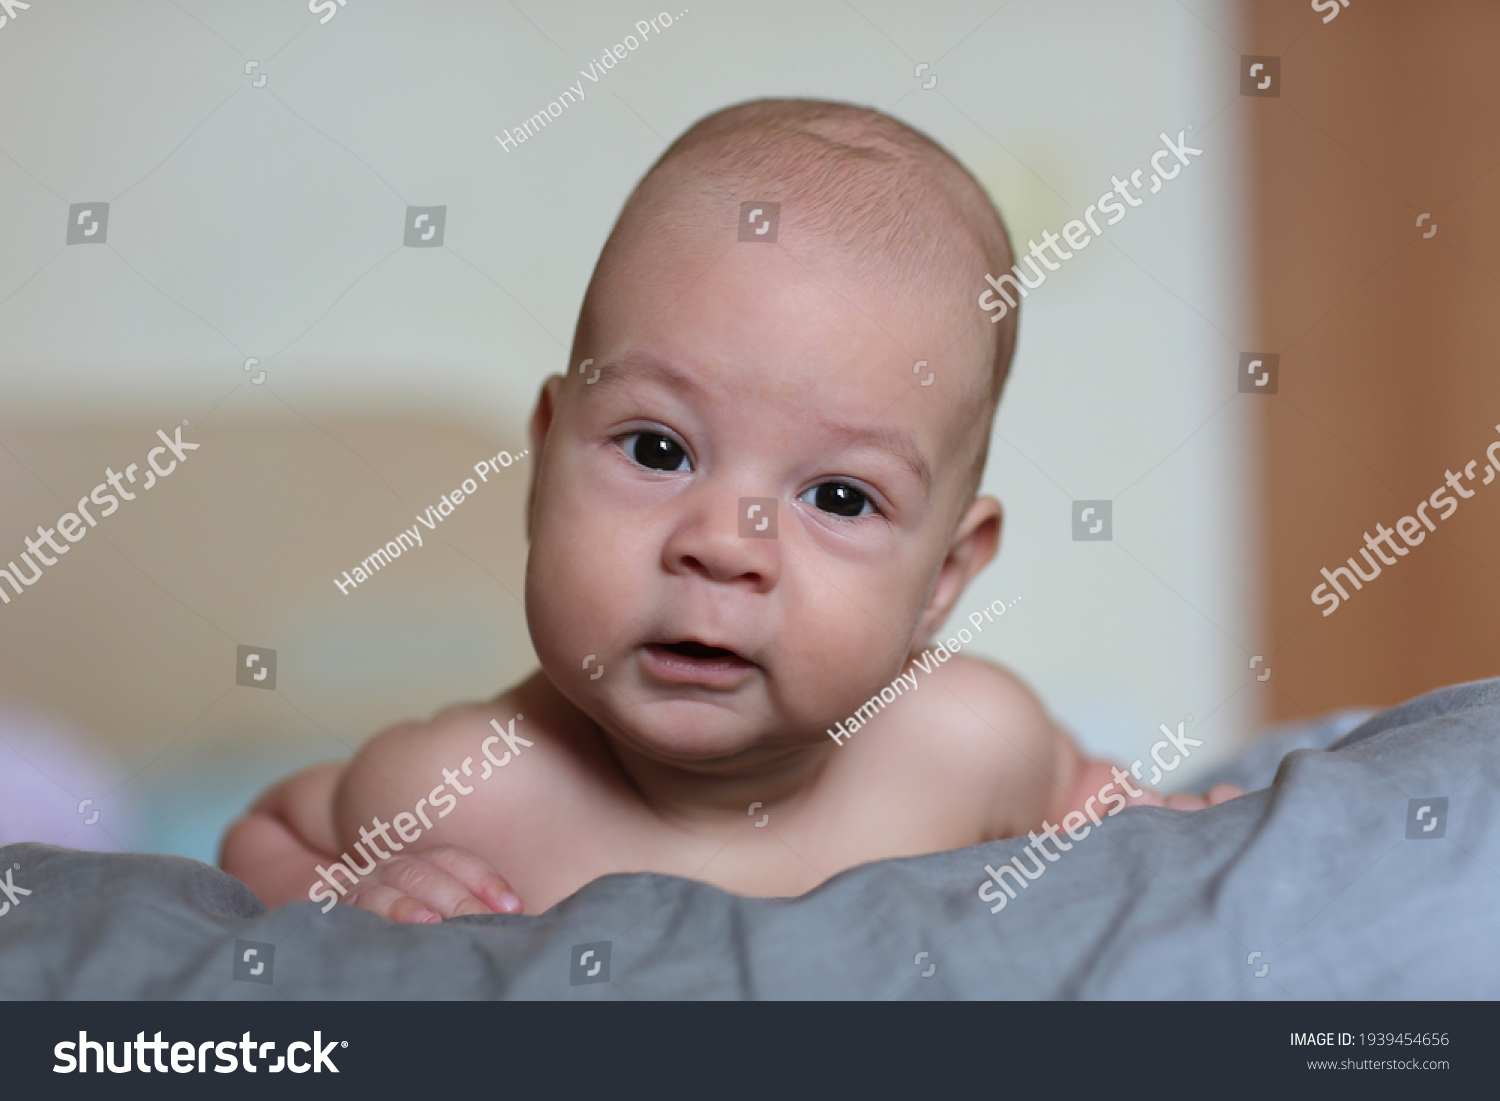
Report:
343,844,523,924
1135,783,1245,811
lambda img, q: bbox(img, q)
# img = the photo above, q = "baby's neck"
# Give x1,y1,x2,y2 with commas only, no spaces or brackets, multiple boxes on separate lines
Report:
529,673,833,829
603,734,833,829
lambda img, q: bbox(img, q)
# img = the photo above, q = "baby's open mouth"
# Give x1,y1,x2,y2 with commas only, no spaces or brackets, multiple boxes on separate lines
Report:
657,640,742,660
641,639,757,686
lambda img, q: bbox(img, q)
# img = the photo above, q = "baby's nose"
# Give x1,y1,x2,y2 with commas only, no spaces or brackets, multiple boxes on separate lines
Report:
661,492,780,590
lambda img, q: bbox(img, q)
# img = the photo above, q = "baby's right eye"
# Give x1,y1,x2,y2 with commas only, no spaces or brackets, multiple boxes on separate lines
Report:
620,432,690,472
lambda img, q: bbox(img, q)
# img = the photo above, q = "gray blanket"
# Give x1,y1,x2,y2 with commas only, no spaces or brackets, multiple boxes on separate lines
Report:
2,678,1497,1000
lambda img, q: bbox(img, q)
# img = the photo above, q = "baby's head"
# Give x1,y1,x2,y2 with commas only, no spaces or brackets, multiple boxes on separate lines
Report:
524,99,1018,768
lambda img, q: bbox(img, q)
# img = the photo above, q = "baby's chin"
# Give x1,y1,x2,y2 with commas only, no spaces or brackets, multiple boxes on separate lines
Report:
594,694,809,767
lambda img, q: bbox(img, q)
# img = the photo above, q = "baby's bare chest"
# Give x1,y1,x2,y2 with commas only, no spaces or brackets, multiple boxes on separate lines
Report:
440,731,990,911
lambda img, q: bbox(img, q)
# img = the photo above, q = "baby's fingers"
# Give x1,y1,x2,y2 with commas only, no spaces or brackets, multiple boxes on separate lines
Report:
1163,792,1207,810
1160,785,1245,811
376,854,503,919
344,882,442,925
420,844,523,914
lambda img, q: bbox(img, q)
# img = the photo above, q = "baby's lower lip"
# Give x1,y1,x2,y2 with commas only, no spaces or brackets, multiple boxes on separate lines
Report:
640,643,756,686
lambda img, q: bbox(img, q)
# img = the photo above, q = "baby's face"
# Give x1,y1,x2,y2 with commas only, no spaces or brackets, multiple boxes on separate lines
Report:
525,223,996,767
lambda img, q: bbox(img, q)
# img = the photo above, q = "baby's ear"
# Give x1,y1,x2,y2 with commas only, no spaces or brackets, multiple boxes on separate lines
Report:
915,496,1002,641
524,376,564,540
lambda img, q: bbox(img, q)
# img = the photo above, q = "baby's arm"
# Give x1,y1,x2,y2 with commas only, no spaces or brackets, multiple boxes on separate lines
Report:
220,717,522,921
927,655,1241,840
219,762,346,909
327,716,524,920
1044,731,1243,828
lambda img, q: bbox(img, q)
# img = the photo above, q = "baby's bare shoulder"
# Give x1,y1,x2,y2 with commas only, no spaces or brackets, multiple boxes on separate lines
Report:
911,653,1058,756
868,653,1070,837
334,688,561,842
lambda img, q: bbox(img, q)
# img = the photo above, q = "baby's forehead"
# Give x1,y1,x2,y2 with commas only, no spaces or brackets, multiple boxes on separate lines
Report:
591,205,992,388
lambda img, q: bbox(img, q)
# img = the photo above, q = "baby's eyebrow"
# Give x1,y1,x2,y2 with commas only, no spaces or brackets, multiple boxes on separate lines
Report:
813,419,933,494
584,354,706,398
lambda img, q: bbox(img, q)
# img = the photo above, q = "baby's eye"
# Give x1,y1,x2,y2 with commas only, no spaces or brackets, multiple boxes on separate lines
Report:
621,432,690,472
799,481,875,518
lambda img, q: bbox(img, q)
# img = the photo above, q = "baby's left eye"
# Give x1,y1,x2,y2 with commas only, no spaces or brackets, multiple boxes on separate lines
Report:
620,432,690,472
799,482,875,518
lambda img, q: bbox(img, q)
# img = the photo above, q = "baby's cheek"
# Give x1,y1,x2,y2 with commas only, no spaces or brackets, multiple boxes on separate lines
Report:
526,528,606,657
774,594,914,720
530,513,671,691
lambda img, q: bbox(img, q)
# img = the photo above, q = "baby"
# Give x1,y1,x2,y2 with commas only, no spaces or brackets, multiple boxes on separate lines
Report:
221,99,1240,921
